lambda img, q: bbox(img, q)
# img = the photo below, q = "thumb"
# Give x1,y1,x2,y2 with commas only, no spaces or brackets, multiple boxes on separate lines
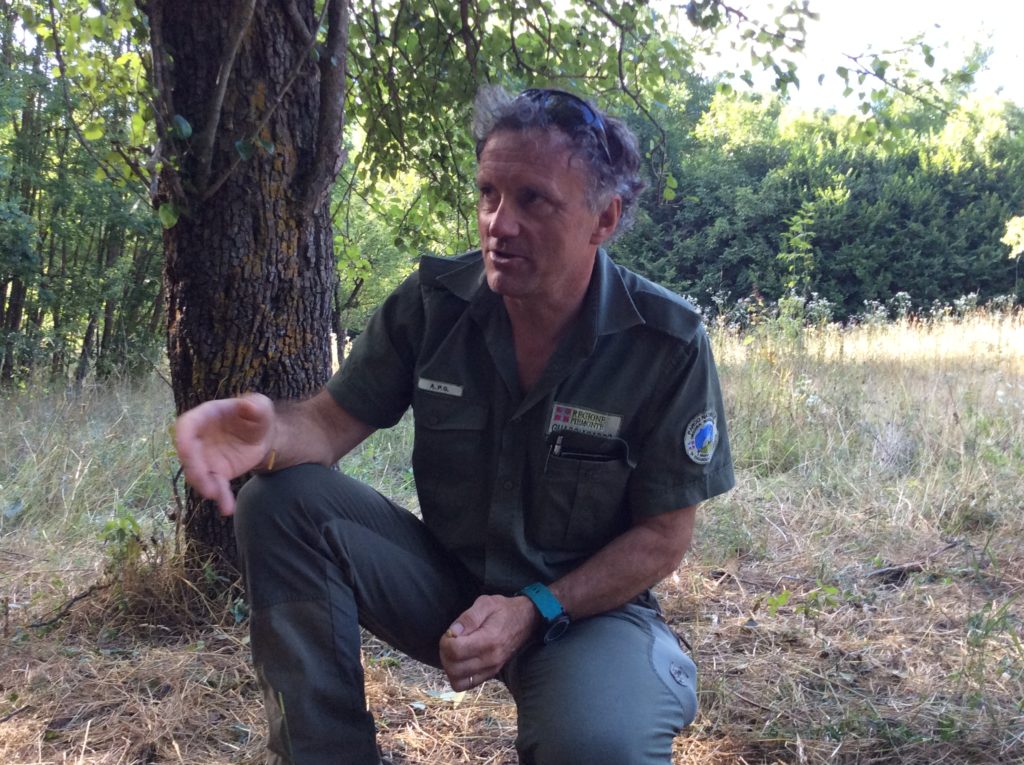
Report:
446,601,488,638
445,621,465,638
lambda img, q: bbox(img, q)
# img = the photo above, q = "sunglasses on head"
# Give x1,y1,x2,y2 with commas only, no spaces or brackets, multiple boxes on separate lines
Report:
519,88,615,165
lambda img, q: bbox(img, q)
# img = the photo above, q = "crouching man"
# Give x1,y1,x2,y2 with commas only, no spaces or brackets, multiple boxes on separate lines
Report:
175,85,735,764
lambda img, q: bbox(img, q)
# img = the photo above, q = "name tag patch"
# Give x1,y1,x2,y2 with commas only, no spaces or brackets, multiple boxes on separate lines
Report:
548,402,622,438
418,377,463,397
684,411,719,465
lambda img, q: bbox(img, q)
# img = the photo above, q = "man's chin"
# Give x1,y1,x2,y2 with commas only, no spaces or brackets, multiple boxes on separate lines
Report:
484,270,533,299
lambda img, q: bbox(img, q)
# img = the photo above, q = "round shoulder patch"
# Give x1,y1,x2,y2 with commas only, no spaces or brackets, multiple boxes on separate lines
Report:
684,411,719,465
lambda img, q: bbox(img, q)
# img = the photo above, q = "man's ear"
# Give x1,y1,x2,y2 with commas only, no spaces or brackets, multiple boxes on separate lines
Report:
590,196,622,245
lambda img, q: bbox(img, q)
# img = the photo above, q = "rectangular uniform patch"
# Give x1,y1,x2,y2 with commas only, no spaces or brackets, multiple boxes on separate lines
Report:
548,402,622,438
418,377,463,397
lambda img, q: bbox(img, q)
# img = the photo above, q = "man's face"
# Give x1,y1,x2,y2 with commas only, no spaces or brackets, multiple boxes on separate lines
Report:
476,128,619,308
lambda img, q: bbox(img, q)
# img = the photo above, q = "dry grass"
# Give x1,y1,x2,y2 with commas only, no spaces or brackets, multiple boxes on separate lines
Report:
1,309,1022,763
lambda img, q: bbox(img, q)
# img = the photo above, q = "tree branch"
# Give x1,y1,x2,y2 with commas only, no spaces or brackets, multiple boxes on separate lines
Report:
137,1,174,148
459,0,478,82
299,0,348,218
27,581,113,630
46,0,149,195
194,0,258,196
203,0,331,201
283,0,313,44
843,52,952,116
137,0,186,205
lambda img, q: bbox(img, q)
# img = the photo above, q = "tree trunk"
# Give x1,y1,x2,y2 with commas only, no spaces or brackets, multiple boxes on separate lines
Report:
1,278,26,384
0,280,8,329
74,310,98,387
147,0,347,578
97,228,123,377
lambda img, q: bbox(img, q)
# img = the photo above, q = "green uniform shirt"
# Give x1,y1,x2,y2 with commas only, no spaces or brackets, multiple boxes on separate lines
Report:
327,250,735,594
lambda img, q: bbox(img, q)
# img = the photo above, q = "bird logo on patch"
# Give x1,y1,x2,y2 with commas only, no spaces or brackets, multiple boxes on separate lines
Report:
684,411,718,465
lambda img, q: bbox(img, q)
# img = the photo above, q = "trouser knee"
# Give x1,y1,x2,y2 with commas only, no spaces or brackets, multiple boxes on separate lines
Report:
510,608,697,765
235,465,322,547
527,725,653,765
234,464,349,607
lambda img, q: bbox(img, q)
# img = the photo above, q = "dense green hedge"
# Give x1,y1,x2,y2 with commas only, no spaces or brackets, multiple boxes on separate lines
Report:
615,91,1024,318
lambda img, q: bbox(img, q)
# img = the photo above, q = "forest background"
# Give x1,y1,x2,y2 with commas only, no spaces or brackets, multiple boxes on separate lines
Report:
0,0,1021,390
1,0,1022,763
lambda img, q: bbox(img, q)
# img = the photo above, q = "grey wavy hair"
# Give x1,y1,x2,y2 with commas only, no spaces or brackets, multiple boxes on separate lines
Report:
471,85,646,235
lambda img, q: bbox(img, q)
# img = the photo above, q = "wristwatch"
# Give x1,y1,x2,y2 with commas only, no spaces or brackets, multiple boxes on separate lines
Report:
518,582,571,643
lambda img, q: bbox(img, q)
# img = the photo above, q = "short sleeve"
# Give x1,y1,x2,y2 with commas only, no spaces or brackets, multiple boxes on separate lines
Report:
628,326,735,515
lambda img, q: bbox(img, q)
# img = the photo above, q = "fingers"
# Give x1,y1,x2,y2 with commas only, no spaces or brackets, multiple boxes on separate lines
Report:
211,477,237,517
440,652,490,691
175,458,236,516
444,595,494,639
440,596,519,690
174,394,273,511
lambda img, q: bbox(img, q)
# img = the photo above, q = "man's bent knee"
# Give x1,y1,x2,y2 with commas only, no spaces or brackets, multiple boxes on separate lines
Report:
234,464,342,607
235,464,333,543
522,722,666,765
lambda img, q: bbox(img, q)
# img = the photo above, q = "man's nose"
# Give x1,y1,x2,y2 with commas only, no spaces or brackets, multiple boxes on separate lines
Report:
486,199,519,239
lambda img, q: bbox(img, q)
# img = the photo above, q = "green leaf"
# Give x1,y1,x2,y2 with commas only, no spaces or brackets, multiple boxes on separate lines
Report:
234,139,254,161
158,202,180,229
171,114,192,139
258,138,275,155
84,122,104,140
662,187,677,202
130,112,146,145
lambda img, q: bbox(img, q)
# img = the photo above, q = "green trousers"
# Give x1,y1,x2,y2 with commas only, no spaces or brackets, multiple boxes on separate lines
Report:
235,464,697,765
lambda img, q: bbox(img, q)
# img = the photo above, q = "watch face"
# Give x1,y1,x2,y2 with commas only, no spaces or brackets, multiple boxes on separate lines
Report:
543,615,571,644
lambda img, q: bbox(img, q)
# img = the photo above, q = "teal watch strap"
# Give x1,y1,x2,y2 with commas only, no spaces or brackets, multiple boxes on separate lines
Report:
518,583,571,642
519,582,565,621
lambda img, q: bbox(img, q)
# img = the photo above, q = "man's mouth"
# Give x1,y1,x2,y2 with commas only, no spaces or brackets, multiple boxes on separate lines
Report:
488,248,523,263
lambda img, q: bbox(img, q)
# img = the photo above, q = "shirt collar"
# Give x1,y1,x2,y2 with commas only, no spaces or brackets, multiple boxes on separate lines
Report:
584,248,645,340
435,248,645,341
436,252,489,302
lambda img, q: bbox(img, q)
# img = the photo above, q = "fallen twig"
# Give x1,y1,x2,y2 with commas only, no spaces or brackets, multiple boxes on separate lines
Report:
27,581,114,630
0,705,32,724
866,541,961,585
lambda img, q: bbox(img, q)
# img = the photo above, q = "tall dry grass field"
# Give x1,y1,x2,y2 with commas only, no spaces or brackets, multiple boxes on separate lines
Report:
1,310,1021,764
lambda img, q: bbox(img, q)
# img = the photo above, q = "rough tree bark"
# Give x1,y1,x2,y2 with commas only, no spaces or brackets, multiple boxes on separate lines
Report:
141,0,348,578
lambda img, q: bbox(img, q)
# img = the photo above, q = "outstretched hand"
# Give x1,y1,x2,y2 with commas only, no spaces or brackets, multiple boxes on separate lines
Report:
174,392,274,516
439,594,540,691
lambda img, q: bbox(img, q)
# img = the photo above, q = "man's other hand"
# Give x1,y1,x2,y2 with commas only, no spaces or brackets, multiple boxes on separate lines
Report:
439,594,541,691
174,393,274,516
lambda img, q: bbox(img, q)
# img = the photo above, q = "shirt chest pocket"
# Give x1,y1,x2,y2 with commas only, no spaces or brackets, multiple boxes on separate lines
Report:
531,433,634,553
412,393,490,545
